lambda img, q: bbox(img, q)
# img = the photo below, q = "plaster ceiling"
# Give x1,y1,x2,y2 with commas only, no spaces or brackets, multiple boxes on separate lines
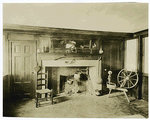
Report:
3,3,148,33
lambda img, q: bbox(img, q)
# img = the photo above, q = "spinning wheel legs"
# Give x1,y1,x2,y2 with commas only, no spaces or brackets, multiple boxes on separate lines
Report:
107,88,130,103
108,89,112,98
123,91,130,103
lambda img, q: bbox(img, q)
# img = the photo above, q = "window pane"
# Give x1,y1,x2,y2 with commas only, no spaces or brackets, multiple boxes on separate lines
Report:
143,37,148,74
125,39,137,71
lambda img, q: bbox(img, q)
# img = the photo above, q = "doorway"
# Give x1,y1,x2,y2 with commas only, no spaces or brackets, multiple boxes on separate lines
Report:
10,41,36,98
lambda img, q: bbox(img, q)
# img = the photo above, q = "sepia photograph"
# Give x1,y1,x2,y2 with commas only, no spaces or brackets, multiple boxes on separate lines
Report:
2,1,149,118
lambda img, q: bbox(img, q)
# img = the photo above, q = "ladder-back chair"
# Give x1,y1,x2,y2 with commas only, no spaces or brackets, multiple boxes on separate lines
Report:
36,71,53,108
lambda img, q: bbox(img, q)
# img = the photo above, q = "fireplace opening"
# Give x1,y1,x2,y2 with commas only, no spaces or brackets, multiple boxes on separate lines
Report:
43,60,102,95
59,70,88,95
45,62,102,96
59,75,67,93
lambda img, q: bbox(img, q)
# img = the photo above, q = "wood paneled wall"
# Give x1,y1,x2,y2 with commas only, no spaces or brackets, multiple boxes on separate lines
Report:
3,33,10,100
142,74,148,101
2,30,127,99
5,25,148,100
102,40,124,93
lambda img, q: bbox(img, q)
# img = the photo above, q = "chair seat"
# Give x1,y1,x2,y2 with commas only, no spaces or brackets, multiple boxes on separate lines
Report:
36,89,52,94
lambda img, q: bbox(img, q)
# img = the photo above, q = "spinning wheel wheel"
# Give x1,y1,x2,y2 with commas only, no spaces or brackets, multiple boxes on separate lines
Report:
117,69,138,89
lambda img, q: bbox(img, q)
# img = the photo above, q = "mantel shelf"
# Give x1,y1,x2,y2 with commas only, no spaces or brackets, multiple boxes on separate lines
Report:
38,52,101,56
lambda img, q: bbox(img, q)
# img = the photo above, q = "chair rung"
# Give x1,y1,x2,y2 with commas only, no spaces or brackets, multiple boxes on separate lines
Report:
37,78,47,80
36,97,51,101
38,73,48,75
37,84,46,86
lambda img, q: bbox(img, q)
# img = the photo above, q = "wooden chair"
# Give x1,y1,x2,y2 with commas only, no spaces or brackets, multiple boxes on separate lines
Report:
36,71,53,108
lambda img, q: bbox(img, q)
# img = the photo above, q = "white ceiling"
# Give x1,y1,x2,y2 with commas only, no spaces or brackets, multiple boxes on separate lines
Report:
3,3,148,33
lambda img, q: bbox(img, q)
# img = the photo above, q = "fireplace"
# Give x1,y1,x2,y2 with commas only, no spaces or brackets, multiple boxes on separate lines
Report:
59,67,88,94
42,60,102,95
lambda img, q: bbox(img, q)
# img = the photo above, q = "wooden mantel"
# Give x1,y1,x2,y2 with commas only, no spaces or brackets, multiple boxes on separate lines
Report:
42,60,102,93
42,60,98,67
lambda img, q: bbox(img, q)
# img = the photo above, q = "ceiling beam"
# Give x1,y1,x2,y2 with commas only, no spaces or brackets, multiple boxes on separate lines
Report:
133,29,148,37
3,24,133,38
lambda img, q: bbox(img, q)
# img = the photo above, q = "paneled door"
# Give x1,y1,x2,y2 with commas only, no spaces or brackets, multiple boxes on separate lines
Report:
102,40,124,93
11,41,36,98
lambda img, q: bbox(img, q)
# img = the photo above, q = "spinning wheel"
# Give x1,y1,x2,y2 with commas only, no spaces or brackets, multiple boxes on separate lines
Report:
117,69,138,89
107,69,139,103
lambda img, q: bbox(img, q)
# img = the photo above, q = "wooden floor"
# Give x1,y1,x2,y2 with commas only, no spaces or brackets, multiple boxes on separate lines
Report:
3,92,148,118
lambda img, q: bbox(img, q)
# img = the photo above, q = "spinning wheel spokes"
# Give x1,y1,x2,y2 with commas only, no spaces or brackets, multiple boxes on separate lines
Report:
128,71,132,76
129,80,134,86
118,79,124,83
118,76,126,79
130,74,137,78
122,72,127,77
130,78,137,80
127,80,130,88
117,69,138,89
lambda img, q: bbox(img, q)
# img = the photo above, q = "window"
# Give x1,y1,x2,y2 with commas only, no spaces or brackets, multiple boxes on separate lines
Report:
125,39,138,71
142,37,148,74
